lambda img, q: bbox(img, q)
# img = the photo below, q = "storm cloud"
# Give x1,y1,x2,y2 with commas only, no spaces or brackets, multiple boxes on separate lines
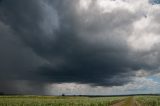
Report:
0,0,160,94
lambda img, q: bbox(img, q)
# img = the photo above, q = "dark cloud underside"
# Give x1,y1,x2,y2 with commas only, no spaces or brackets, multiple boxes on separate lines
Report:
0,0,160,94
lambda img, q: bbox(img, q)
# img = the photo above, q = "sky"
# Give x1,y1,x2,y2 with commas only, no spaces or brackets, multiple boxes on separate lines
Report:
0,0,160,95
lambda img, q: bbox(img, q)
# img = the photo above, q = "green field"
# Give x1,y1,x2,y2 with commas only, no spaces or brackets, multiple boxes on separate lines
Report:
0,96,124,106
0,96,160,106
136,96,160,106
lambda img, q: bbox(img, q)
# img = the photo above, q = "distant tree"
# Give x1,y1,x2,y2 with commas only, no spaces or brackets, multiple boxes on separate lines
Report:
0,92,4,95
62,93,65,96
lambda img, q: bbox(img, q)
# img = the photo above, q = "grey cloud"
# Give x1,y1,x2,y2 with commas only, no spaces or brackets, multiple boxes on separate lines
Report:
151,0,160,4
0,80,46,95
0,0,59,53
0,0,159,94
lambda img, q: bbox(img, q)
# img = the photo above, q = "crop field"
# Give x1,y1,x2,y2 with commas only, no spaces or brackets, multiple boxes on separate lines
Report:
0,96,125,106
136,96,160,106
0,96,160,106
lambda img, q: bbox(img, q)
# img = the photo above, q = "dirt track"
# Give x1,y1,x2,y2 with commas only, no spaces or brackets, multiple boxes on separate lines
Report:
111,97,141,106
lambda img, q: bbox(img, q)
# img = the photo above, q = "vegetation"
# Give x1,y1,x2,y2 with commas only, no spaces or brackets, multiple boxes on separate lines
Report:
1,95,160,106
136,96,160,106
0,96,124,106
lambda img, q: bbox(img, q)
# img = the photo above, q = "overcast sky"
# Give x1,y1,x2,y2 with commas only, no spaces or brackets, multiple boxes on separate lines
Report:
0,0,160,95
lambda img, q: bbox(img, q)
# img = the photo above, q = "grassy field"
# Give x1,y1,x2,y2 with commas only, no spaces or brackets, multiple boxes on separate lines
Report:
0,96,125,106
136,96,160,106
1,95,160,106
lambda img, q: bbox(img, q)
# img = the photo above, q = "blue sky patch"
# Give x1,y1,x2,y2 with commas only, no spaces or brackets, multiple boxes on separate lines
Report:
150,0,160,4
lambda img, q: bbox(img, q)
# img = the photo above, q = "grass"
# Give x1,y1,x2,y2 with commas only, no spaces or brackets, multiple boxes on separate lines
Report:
1,95,160,106
136,96,160,106
0,96,125,106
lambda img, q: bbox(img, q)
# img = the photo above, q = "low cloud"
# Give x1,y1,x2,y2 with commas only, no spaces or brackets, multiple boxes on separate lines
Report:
0,0,160,94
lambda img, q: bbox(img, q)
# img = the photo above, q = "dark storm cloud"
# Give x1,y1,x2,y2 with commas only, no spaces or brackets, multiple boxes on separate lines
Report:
0,0,159,94
0,80,46,95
